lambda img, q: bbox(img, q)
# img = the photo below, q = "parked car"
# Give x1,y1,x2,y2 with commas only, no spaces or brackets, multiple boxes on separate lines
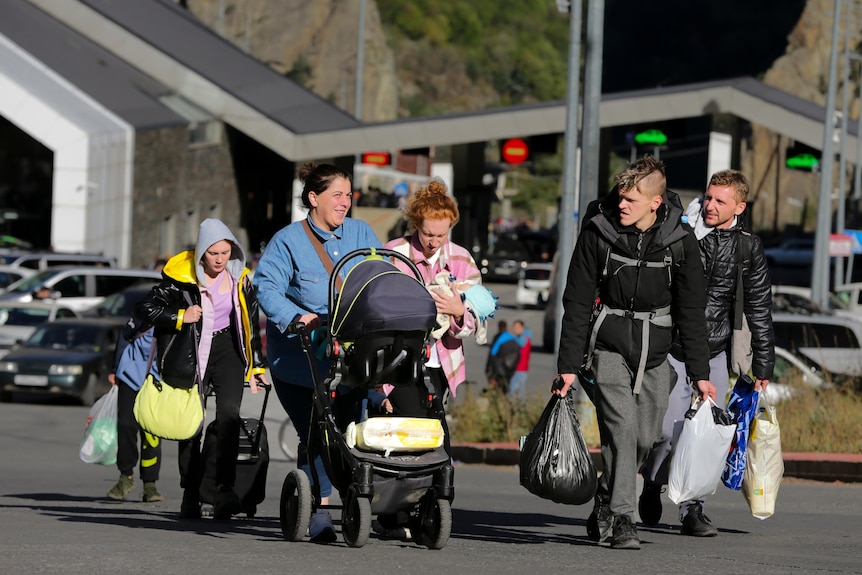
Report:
0,265,37,291
0,267,162,311
771,285,859,318
515,263,554,309
0,318,122,404
81,282,159,318
0,301,81,359
764,237,815,268
772,311,862,377
0,251,116,270
764,346,832,403
479,235,533,283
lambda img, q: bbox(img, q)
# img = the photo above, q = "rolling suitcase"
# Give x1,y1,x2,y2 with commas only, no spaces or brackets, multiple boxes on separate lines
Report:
199,382,271,518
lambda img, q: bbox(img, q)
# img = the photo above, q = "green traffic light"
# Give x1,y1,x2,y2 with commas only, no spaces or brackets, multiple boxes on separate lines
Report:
634,129,668,146
786,153,820,170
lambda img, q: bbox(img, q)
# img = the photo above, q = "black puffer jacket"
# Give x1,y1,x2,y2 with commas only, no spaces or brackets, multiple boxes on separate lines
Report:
691,227,775,380
557,189,711,382
135,251,265,388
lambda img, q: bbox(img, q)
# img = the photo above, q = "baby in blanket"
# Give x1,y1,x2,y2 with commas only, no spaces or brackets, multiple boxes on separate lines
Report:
426,271,498,345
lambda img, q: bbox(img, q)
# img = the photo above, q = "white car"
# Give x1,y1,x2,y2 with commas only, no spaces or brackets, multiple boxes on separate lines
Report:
771,285,860,319
0,265,36,292
0,301,81,358
772,312,862,377
515,263,554,308
764,346,831,403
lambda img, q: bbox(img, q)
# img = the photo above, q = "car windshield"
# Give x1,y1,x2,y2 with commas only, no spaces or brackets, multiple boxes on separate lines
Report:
524,268,552,281
5,269,63,294
490,240,530,259
0,306,52,326
89,289,148,317
26,324,103,351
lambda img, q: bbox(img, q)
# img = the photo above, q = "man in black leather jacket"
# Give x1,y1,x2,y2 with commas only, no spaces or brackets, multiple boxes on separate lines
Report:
553,156,714,550
639,169,775,537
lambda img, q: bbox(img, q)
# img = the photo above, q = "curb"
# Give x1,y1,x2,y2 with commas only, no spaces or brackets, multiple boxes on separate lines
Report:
451,443,862,483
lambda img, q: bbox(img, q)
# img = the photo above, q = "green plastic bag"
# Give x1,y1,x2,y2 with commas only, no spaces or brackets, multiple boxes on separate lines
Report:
79,386,118,465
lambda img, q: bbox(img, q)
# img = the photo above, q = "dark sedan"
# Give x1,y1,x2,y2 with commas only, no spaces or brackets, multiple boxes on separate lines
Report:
0,318,122,405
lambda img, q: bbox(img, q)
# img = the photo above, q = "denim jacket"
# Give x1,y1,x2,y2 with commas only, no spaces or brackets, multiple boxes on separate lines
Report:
253,216,382,386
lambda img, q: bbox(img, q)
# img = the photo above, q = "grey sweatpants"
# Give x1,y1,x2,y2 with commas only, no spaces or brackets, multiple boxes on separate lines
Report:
592,350,672,520
640,352,731,517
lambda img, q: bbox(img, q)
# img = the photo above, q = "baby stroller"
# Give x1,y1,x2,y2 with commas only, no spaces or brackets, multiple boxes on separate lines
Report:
279,248,455,549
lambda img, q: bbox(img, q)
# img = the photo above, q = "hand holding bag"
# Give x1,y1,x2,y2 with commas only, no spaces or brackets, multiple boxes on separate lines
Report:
668,397,737,504
742,395,784,519
519,393,597,505
79,385,118,465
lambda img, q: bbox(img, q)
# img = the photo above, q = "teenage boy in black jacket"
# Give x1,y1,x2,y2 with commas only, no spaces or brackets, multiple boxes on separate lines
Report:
553,156,714,550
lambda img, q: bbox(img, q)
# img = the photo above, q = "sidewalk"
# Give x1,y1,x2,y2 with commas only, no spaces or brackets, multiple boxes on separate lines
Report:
451,443,862,483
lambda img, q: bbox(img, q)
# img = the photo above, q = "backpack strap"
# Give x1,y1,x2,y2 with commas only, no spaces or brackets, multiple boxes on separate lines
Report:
734,232,753,330
584,235,681,394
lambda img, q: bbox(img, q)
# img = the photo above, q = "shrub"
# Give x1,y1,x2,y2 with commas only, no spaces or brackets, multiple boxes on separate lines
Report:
449,378,862,454
449,386,599,446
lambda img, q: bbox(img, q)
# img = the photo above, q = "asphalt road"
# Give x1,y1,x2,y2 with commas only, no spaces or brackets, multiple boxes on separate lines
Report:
2,282,861,574
2,399,861,575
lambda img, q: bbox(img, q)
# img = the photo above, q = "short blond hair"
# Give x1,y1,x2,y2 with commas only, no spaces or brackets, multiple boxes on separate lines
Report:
708,169,749,203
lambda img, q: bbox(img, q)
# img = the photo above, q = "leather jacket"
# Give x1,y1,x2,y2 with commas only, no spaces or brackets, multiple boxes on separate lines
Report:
696,227,775,380
135,250,266,387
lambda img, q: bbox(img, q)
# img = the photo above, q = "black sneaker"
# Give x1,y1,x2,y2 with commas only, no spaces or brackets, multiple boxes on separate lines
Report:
611,515,641,550
213,486,242,520
681,503,718,537
638,482,663,526
586,497,613,543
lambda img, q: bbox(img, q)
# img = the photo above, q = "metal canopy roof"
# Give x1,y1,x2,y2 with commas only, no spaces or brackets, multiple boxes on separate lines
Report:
9,0,856,162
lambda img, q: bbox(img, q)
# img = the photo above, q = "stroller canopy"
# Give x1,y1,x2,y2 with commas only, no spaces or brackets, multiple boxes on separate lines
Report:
331,256,436,341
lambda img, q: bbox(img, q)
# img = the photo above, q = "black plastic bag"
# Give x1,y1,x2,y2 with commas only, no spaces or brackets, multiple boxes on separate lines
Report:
519,394,597,505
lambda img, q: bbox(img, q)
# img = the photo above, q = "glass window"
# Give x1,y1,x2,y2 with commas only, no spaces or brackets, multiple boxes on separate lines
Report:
52,275,86,298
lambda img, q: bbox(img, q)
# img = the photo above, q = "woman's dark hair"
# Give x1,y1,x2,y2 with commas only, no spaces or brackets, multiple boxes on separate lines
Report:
299,162,351,209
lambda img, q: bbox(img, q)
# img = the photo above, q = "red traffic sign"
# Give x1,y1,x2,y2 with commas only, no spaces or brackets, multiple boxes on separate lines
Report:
361,152,391,166
501,138,529,165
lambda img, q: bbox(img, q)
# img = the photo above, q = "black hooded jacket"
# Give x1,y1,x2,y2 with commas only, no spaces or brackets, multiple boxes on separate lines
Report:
557,189,711,382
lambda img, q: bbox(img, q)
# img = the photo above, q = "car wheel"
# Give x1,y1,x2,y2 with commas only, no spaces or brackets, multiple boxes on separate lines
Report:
0,388,11,403
80,374,99,406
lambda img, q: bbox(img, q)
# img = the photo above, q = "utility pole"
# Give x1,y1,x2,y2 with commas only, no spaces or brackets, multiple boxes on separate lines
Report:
813,0,842,307
577,0,605,224
554,0,583,358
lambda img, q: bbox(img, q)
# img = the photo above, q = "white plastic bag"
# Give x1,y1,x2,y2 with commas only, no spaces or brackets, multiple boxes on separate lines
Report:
742,396,784,519
668,398,737,504
79,386,118,465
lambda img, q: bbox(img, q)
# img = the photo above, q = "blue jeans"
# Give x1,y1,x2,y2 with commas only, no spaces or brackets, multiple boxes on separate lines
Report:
272,375,332,498
509,370,528,398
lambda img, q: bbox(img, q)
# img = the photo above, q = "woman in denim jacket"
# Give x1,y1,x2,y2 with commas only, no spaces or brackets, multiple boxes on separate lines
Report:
253,162,381,542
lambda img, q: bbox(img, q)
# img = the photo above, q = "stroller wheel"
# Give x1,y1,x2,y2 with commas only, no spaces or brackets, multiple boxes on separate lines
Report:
280,470,311,541
411,497,452,550
341,488,371,548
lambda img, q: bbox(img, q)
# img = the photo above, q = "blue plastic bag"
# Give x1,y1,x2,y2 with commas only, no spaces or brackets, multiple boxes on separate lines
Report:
722,375,760,490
